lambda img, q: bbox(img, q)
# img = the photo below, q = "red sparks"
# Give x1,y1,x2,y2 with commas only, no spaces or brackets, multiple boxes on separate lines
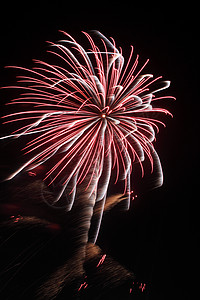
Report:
78,277,88,291
96,254,106,267
1,31,173,218
139,282,146,292
130,281,146,293
10,215,23,223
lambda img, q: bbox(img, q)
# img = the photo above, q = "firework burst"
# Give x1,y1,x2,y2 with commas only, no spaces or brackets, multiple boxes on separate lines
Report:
1,31,173,223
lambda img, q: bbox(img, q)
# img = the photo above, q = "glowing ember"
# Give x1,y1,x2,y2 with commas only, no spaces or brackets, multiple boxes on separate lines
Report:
96,254,106,267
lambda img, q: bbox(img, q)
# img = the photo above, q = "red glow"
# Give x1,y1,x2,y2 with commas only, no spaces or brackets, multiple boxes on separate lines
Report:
46,223,61,231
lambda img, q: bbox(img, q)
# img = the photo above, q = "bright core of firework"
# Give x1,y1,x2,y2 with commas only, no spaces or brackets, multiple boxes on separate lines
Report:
1,30,174,212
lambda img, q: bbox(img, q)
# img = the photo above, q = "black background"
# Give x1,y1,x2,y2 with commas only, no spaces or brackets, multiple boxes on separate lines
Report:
0,2,197,299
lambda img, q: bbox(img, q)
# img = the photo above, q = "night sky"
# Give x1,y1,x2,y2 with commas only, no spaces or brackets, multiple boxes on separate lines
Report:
0,3,196,299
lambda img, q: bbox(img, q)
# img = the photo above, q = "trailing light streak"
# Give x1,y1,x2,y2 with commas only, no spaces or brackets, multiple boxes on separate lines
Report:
1,31,173,240
96,254,107,267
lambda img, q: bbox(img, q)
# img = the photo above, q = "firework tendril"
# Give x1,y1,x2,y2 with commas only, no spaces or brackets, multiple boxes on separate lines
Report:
1,31,173,241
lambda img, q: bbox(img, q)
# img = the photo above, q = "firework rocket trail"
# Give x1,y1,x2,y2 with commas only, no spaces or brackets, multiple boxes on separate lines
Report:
1,31,173,240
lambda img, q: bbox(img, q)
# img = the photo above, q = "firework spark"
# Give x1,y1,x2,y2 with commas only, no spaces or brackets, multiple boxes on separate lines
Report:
1,31,173,240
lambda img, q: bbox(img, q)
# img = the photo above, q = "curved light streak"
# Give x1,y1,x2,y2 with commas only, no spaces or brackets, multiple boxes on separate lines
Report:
1,31,174,238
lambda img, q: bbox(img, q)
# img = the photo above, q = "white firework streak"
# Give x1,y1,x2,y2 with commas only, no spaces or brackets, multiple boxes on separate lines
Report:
1,31,174,241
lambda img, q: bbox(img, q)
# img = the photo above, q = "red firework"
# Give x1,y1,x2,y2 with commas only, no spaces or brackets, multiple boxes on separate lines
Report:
1,31,174,212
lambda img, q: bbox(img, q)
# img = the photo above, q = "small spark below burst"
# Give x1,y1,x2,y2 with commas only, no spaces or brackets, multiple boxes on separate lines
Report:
132,194,138,201
96,254,107,267
140,283,146,292
10,215,23,223
130,281,146,293
78,276,88,292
